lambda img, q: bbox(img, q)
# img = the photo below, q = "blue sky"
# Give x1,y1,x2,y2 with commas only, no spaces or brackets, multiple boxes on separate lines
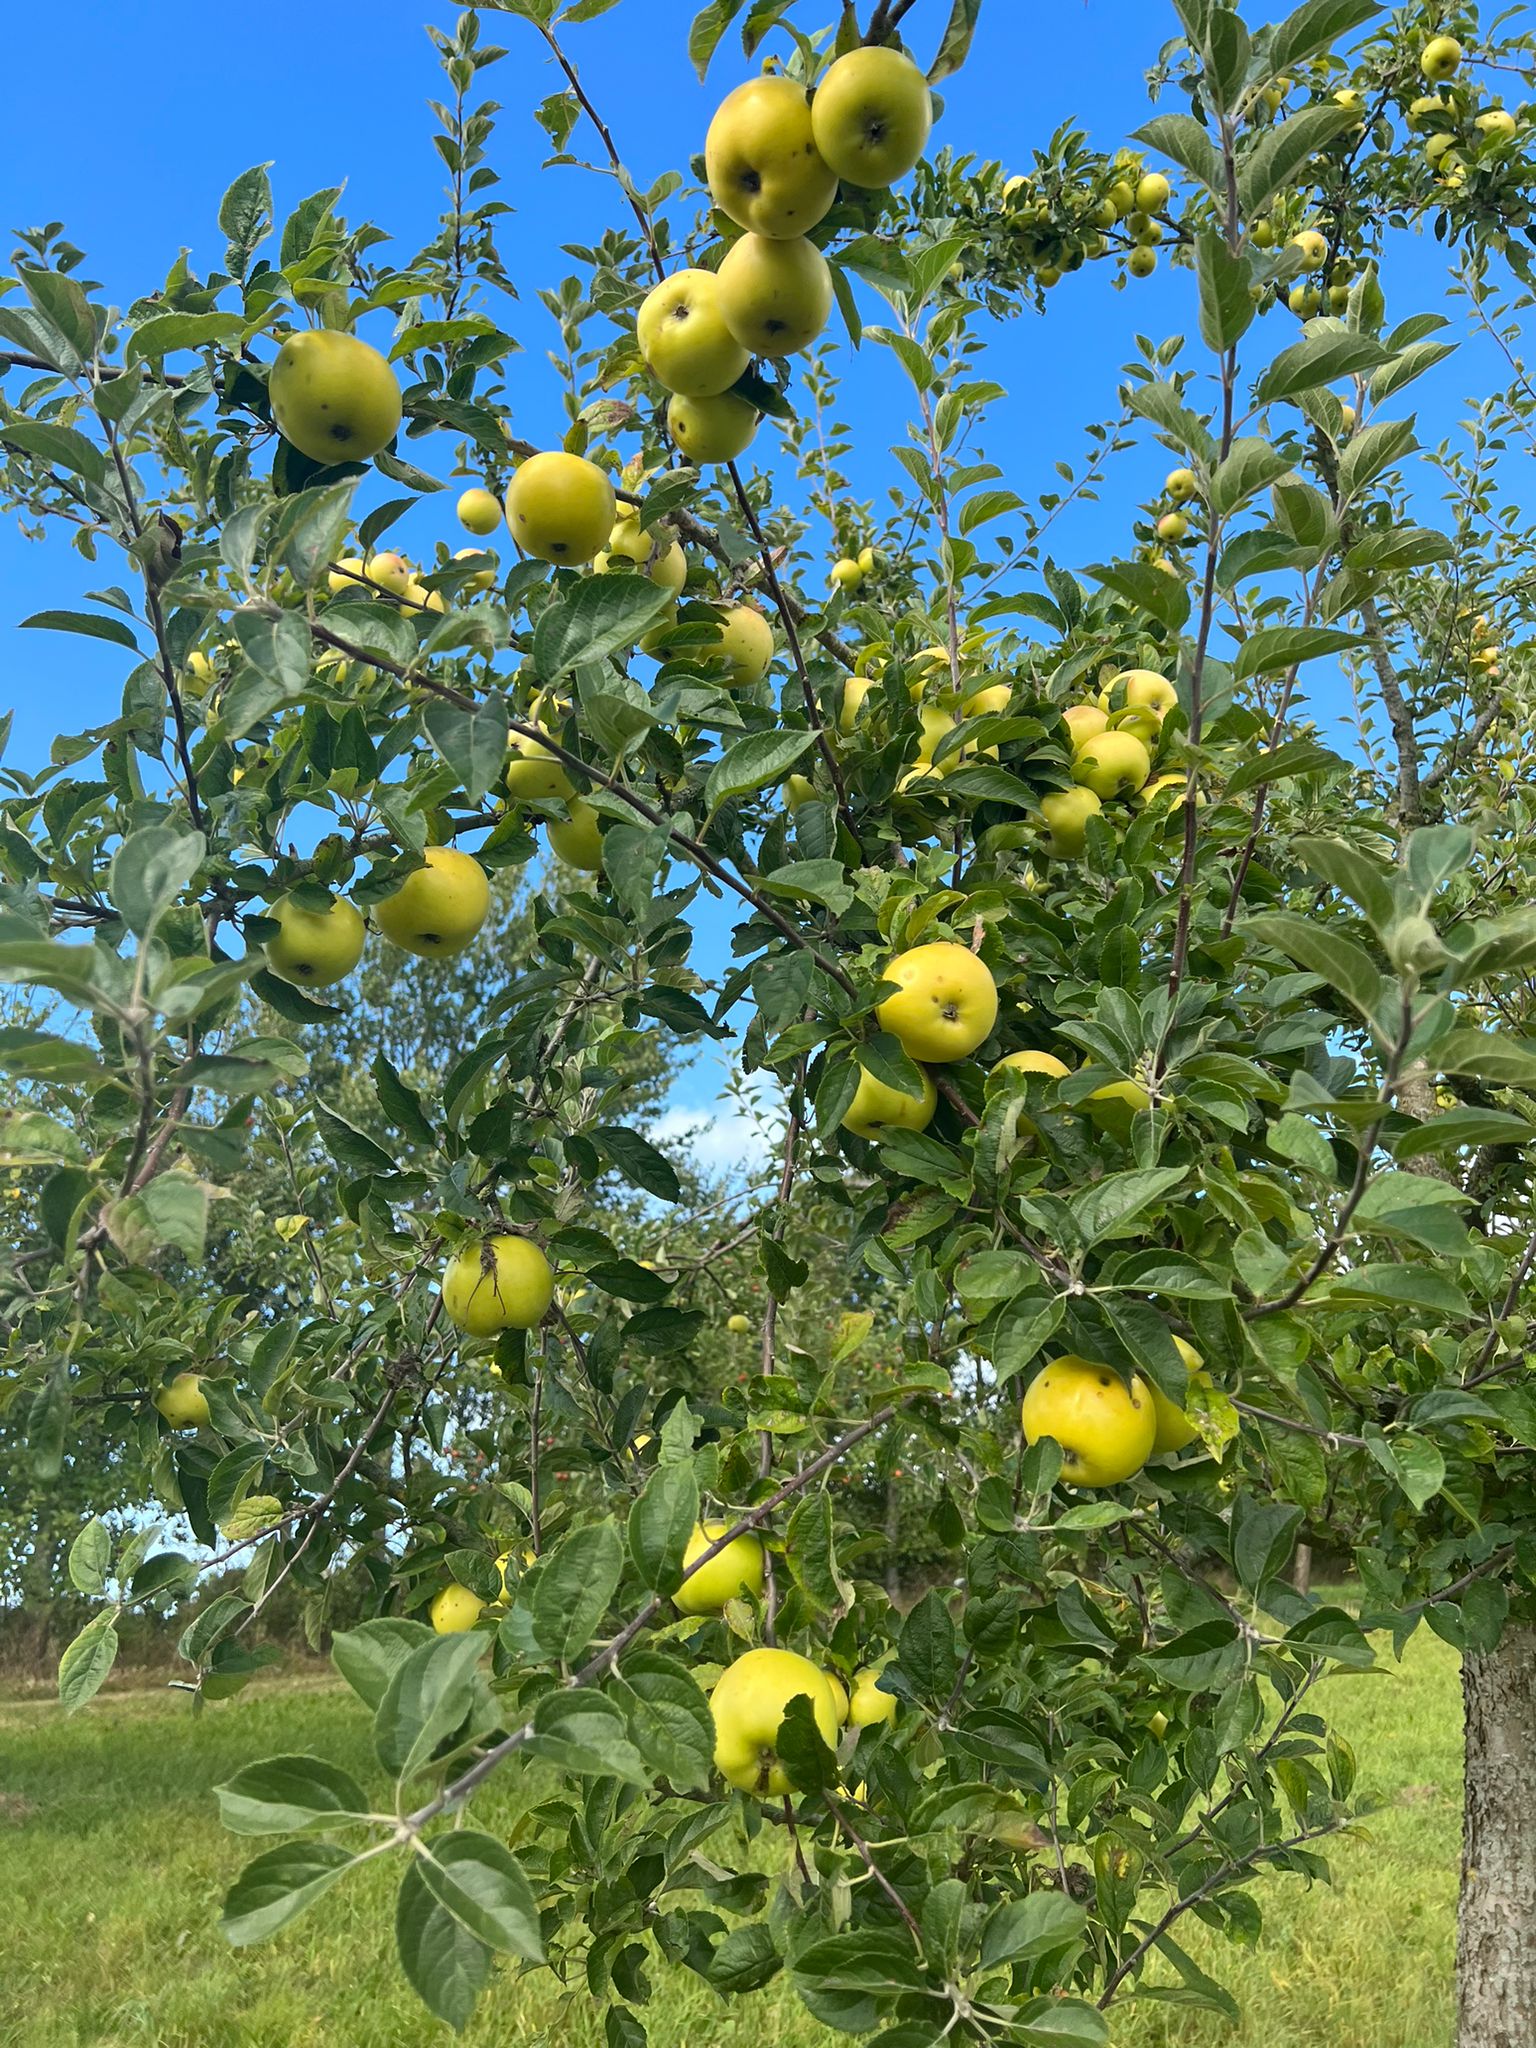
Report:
0,0,1511,1148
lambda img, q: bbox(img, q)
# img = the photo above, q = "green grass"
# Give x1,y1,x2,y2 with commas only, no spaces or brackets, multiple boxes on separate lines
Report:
0,1629,1459,2048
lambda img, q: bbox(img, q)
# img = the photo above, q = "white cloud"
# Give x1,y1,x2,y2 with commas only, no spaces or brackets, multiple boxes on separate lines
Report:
650,1060,783,1179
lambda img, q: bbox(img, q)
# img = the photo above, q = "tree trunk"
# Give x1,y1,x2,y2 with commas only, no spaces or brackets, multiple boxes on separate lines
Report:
1458,1624,1536,2046
1292,1542,1311,1598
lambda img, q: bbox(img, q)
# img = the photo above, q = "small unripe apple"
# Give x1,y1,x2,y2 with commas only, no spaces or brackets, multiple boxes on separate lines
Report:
1127,247,1157,278
457,487,503,536
1107,179,1136,216
831,557,864,591
268,329,402,467
1165,467,1198,502
1156,511,1187,543
726,1313,751,1335
366,551,413,597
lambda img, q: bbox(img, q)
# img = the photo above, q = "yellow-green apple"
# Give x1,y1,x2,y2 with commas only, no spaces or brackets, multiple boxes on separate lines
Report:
375,846,490,957
1156,511,1187,542
430,1584,485,1634
1022,1355,1157,1486
1290,228,1328,268
857,545,877,575
810,46,932,187
1135,171,1171,211
442,1233,555,1336
637,269,751,396
1063,703,1109,750
1165,467,1198,502
505,724,576,802
717,233,833,357
825,1671,850,1725
594,514,687,593
667,390,759,464
327,555,366,594
506,451,615,565
268,330,402,466
1288,282,1323,316
453,547,498,592
705,77,838,238
1420,33,1461,79
1084,1078,1152,1138
841,1062,938,1141
1477,108,1518,140
457,487,503,536
1128,247,1157,278
1149,1337,1210,1453
784,773,818,808
847,1665,898,1727
154,1372,210,1430
1073,731,1152,799
726,1313,751,1335
839,675,872,733
1040,786,1102,856
963,681,1011,717
831,556,863,591
709,1647,841,1796
366,551,413,596
547,797,603,871
674,1521,766,1614
876,941,999,1062
1105,670,1178,723
263,894,365,989
713,603,775,686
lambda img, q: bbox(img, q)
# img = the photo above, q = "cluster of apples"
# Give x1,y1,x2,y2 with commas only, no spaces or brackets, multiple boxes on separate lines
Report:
1003,160,1175,288
261,845,492,990
1406,36,1521,191
1464,609,1501,681
635,45,934,464
1037,666,1183,858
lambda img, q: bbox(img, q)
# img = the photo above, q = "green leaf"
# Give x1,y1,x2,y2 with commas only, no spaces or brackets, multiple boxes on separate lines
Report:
313,1100,397,1177
709,1922,782,1993
22,608,141,650
593,1125,681,1204
1315,1265,1469,1316
220,163,274,274
1230,1497,1302,1592
1244,912,1383,1021
1436,1028,1536,1088
1266,0,1379,77
532,574,673,678
1293,834,1395,930
1238,104,1360,214
980,1893,1088,1968
531,1519,624,1663
1135,116,1224,199
1384,1432,1446,1511
1255,331,1389,405
216,1756,371,1836
1208,437,1294,516
109,825,204,938
1069,1167,1188,1248
1140,1619,1244,1691
57,1611,119,1713
759,860,856,915
928,0,982,81
1394,1106,1532,1161
1194,231,1255,351
415,1831,544,1961
125,311,244,367
688,0,749,78
527,1690,649,1783
628,1462,699,1595
68,1517,112,1596
374,1633,490,1781
423,694,509,807
705,729,818,812
0,419,106,484
1086,560,1189,631
622,1651,716,1792
105,1173,210,1265
395,1858,491,2030
222,1840,355,1947
332,1618,434,1711
786,1489,853,1614
1335,417,1417,502
1232,626,1360,684
1224,739,1347,798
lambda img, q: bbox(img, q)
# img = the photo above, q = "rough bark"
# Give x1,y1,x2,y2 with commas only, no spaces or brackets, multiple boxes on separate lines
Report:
1459,1624,1536,2047
1292,1542,1311,1598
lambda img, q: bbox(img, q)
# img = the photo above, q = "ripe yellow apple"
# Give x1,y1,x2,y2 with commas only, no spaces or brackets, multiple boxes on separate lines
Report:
705,77,838,239
1156,511,1187,543
504,724,576,802
1477,109,1518,141
857,545,876,575
994,1049,1070,1082
876,941,999,1063
1165,467,1198,502
831,556,863,591
1420,34,1462,80
1040,786,1102,856
263,894,365,989
403,580,446,615
451,548,497,594
674,1521,766,1614
1130,213,1162,246
1407,93,1447,127
727,1313,752,1335
1288,282,1322,317
1290,229,1328,269
327,555,366,594
457,487,503,536
1138,772,1192,811
185,650,215,687
1127,247,1157,279
1135,171,1171,212
1250,217,1276,247
268,330,402,467
1063,703,1109,750
810,46,932,187
594,514,687,594
709,1647,840,1796
430,1584,485,1634
1073,731,1152,800
1084,1078,1152,1138
1424,129,1460,165
375,846,490,957
963,681,1011,717
442,1233,555,1337
154,1372,210,1430
717,233,833,357
637,268,752,396
1150,1336,1210,1453
1107,178,1137,216
366,551,413,596
841,1062,938,1141
713,603,775,687
839,675,872,733
505,452,615,566
1106,670,1178,723
825,1671,850,1725
1022,1355,1157,1486
1339,402,1357,432
547,798,604,871
784,773,818,809
667,390,759,465
847,1665,897,1727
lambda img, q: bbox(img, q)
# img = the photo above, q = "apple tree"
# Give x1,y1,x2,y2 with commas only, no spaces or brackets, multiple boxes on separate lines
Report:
4,0,1536,2042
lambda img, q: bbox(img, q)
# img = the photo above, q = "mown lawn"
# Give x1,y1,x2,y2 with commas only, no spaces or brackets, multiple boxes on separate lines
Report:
0,1626,1458,2048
